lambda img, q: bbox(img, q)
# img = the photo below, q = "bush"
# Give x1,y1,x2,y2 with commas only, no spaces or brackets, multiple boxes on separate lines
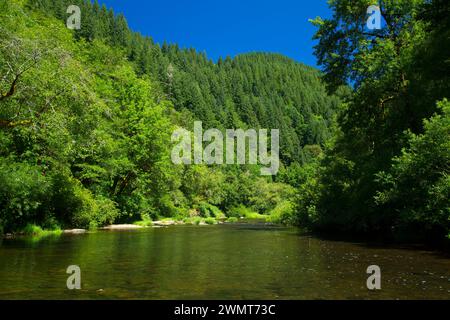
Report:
228,205,250,218
156,194,185,218
183,217,202,225
134,213,153,226
197,202,225,219
229,205,266,219
226,217,238,223
21,224,62,237
375,100,450,241
204,217,217,225
267,200,295,224
0,159,52,232
72,185,120,230
21,224,44,236
291,162,321,227
249,178,295,214
134,220,153,227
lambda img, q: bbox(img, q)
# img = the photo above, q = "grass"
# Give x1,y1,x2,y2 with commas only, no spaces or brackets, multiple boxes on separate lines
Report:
183,217,220,225
193,218,202,225
132,208,276,228
21,224,63,237
134,220,153,227
204,217,217,225
243,212,269,220
229,205,268,220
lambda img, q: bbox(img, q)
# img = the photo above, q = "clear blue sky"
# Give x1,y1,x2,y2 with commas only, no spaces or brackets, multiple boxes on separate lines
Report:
97,0,332,67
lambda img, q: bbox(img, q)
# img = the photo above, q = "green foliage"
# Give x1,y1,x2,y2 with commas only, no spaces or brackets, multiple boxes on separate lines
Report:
0,0,362,237
20,224,62,237
30,0,341,166
249,178,295,214
204,217,217,225
0,159,51,231
181,166,225,206
375,100,450,239
267,200,295,224
4,0,446,250
184,217,203,225
0,0,342,235
305,0,450,243
197,202,225,219
134,220,153,227
228,205,250,218
229,205,266,219
71,187,119,230
0,1,175,231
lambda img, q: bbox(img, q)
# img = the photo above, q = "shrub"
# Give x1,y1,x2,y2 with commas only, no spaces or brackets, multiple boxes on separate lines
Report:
249,178,296,214
0,159,52,232
183,217,202,225
204,217,217,225
197,202,225,219
21,224,62,237
71,184,120,229
134,213,153,227
228,205,251,218
157,194,185,218
229,205,266,219
375,100,450,241
267,200,295,224
134,220,153,227
22,224,45,236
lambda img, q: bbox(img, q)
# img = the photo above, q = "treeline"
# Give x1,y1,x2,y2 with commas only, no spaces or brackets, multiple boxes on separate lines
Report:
0,0,338,233
297,0,450,244
29,0,342,165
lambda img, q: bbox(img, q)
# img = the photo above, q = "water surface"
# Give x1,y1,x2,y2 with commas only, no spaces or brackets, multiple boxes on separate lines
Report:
0,223,449,299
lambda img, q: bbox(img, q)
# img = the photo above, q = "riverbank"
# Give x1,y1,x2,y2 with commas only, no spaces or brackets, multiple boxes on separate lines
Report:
3,219,449,254
1,216,273,240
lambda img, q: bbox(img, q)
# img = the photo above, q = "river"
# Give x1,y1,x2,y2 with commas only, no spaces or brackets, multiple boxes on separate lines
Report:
0,223,449,299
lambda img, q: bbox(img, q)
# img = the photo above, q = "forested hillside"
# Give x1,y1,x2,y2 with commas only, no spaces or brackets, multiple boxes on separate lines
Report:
1,0,448,247
31,0,342,165
0,0,339,234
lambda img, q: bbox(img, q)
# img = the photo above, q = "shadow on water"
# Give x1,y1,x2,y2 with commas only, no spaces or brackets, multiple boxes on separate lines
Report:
209,222,450,260
307,228,450,258
226,221,291,232
237,222,450,259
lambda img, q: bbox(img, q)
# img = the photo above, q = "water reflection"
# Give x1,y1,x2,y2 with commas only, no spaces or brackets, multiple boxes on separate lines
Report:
0,224,449,299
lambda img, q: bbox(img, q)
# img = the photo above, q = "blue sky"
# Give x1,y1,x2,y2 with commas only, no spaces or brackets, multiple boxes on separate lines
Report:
97,0,332,67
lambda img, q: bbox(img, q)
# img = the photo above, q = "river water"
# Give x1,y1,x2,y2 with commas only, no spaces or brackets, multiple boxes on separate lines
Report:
0,223,449,299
